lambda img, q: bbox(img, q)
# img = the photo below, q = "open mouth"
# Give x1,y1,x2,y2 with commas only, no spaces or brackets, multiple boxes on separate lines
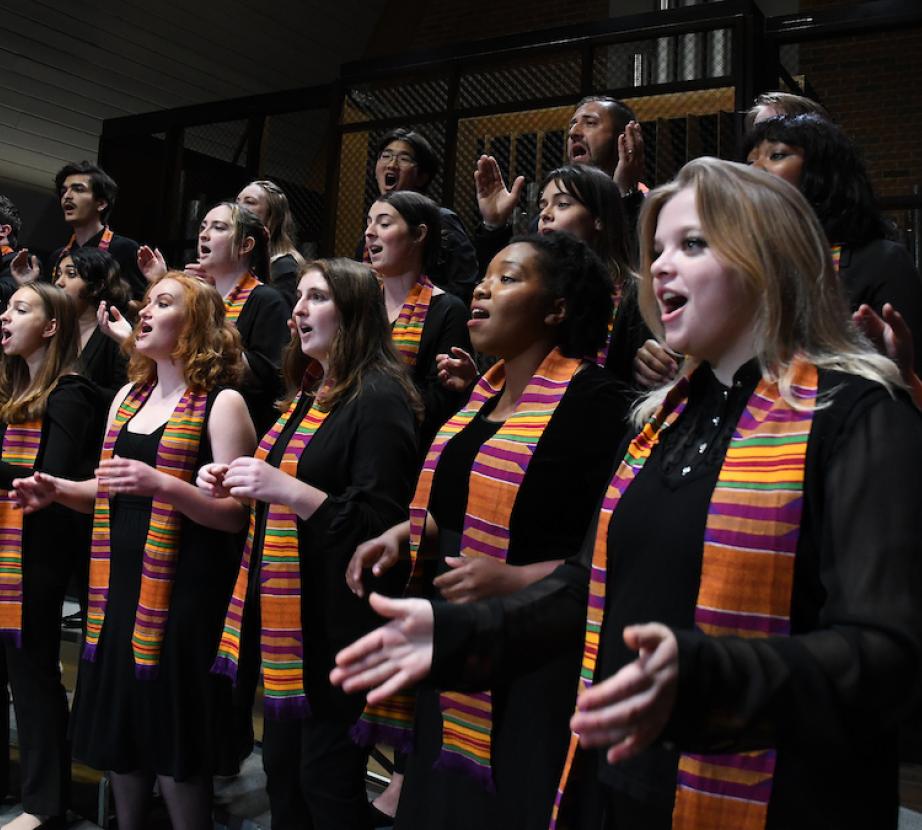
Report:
299,324,313,334
470,307,490,320
569,141,589,162
199,244,212,257
383,171,399,190
138,322,153,338
367,244,383,257
1,329,11,345
659,291,687,318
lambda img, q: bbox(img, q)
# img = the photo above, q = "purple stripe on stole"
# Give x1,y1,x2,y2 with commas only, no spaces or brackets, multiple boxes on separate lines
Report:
135,664,159,680
211,655,240,683
695,606,791,636
443,696,492,720
677,770,774,803
0,630,22,648
461,535,508,559
709,498,803,521
704,526,800,554
476,442,534,467
263,695,310,720
350,720,415,754
685,751,777,773
463,514,508,537
434,750,496,792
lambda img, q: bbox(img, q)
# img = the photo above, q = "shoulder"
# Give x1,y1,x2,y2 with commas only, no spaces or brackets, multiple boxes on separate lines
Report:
429,291,468,317
846,239,916,272
270,254,300,278
49,373,101,404
555,363,630,431
250,282,289,310
109,234,140,253
210,387,249,417
349,370,415,420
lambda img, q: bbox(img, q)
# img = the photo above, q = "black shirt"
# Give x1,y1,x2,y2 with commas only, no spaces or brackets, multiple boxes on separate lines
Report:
49,228,146,299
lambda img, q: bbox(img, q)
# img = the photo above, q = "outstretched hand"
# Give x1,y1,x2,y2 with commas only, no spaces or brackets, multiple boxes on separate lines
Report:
853,302,915,381
10,249,40,285
346,525,406,598
613,121,645,196
97,301,132,344
137,245,168,283
436,347,478,392
571,623,678,765
10,471,59,514
474,155,525,228
330,593,434,704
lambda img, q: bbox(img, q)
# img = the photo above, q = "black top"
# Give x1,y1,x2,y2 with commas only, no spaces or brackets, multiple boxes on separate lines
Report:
269,253,300,313
0,250,16,311
49,228,146,300
79,328,128,406
234,283,290,437
430,363,922,830
837,237,922,371
396,364,630,830
356,206,480,306
407,291,472,455
252,371,418,721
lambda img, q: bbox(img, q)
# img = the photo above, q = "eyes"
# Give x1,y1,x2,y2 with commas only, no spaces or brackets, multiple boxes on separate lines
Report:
651,237,708,259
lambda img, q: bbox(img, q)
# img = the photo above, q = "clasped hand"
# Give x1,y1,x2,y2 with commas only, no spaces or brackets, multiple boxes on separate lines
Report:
96,455,165,497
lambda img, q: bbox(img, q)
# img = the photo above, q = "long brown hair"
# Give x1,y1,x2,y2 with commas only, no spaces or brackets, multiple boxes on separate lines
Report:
126,272,244,393
247,180,306,267
281,258,421,417
0,282,79,423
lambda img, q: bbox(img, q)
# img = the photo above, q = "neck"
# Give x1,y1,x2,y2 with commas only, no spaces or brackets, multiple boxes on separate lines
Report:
382,271,420,319
77,307,97,345
211,263,249,299
710,340,758,387
24,344,50,383
152,359,187,398
494,339,557,416
72,219,104,246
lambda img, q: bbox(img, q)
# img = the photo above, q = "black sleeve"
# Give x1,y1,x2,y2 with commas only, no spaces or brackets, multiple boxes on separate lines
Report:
665,393,922,755
237,285,290,404
473,223,513,279
109,236,147,300
605,280,653,389
269,255,300,313
432,209,479,306
0,377,102,488
416,293,473,449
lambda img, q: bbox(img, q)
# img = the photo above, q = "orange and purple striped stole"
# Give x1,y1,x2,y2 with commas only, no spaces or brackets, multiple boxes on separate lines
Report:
831,243,843,273
593,286,623,368
356,347,582,788
63,226,113,255
213,390,331,719
391,275,434,367
84,383,208,677
0,245,13,257
550,361,818,830
224,271,261,326
0,419,42,646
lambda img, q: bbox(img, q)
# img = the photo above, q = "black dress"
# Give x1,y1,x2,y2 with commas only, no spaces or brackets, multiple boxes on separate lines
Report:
234,283,290,437
79,327,128,405
407,291,472,454
395,365,629,830
429,362,922,830
269,253,300,312
70,392,241,779
0,374,104,815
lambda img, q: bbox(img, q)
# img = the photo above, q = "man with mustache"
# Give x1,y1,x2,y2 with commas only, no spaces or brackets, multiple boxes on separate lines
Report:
47,161,146,298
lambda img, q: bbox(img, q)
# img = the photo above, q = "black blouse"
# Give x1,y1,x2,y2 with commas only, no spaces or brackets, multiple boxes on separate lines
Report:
429,362,922,829
253,371,418,720
48,229,146,300
79,327,128,405
269,254,300,313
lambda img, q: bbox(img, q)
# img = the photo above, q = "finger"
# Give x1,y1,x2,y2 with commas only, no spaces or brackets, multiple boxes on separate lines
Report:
509,175,526,201
366,667,418,705
334,625,391,669
367,592,409,622
433,568,465,590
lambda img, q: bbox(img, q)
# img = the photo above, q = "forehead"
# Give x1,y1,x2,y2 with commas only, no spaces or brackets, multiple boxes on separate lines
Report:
656,187,699,232
492,241,537,270
381,140,415,157
369,201,403,220
237,184,265,201
204,204,233,223
62,174,92,189
150,278,185,301
542,178,573,199
572,102,613,125
59,255,76,270
9,286,39,306
298,268,330,292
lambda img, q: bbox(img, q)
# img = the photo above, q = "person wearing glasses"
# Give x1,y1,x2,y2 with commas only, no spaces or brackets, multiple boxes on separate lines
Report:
357,128,480,306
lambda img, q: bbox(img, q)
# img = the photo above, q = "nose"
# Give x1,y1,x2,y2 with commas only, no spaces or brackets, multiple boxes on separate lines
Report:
364,223,376,242
473,277,492,300
54,275,65,288
539,204,553,226
748,155,767,172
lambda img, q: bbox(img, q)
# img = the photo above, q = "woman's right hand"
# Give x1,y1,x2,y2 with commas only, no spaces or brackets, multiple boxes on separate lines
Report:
10,249,40,285
137,245,168,283
330,593,434,704
346,524,407,598
10,471,60,514
183,262,212,284
196,462,232,498
436,347,478,392
474,155,525,229
97,301,132,344
633,339,680,389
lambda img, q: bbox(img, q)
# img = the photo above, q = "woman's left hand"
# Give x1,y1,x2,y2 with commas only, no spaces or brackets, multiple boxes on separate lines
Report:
223,456,290,504
570,623,679,764
433,555,519,603
96,455,166,497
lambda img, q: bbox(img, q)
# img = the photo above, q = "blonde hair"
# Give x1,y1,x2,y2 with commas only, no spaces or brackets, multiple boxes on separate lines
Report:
126,272,244,392
0,282,79,423
632,157,902,425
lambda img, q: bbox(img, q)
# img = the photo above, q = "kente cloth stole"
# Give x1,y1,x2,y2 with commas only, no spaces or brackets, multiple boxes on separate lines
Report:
213,391,331,719
0,245,12,256
224,272,261,326
391,275,434,368
355,347,582,790
0,419,43,646
593,286,623,369
84,383,208,677
63,226,113,255
550,361,818,830
830,244,842,273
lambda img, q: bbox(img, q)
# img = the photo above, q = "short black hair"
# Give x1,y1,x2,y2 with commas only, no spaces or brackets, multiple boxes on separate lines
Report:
374,190,442,273
509,231,614,359
66,247,132,311
743,114,888,246
54,161,119,223
0,196,22,247
374,128,439,192
575,96,636,134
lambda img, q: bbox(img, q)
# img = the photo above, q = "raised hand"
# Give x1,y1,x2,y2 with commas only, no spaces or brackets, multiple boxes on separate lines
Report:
137,245,168,283
10,249,40,285
633,339,680,389
346,524,408,598
474,155,525,228
96,301,132,344
183,262,212,284
330,593,434,704
570,623,678,764
613,120,645,196
436,347,478,392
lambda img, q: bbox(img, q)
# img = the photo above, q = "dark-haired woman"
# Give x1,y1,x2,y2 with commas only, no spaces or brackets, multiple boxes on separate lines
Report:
745,113,922,370
55,247,133,402
0,282,103,830
237,179,306,312
137,202,290,435
347,232,629,830
365,190,472,451
198,258,419,829
13,272,257,830
358,127,479,305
